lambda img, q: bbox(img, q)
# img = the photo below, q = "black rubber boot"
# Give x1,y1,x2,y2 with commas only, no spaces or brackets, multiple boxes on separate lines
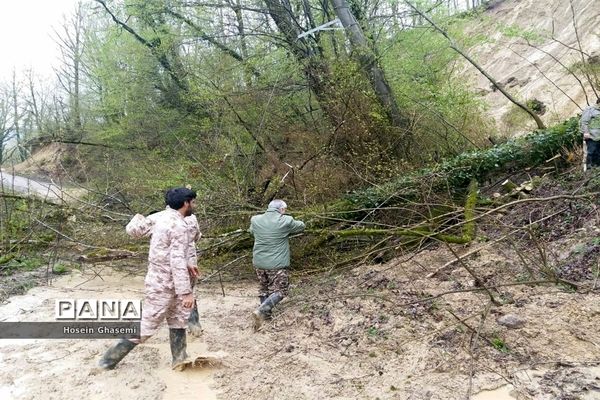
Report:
97,339,137,370
169,328,189,370
258,295,272,320
187,301,203,337
252,292,283,331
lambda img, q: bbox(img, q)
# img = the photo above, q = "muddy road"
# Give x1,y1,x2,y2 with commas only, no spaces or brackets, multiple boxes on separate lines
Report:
1,249,599,399
0,171,66,203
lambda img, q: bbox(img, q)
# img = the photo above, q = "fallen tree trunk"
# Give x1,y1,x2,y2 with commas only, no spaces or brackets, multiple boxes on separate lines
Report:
333,117,579,213
305,179,479,244
200,118,582,271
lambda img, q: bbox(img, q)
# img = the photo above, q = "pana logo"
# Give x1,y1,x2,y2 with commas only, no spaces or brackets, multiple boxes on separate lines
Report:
55,299,142,320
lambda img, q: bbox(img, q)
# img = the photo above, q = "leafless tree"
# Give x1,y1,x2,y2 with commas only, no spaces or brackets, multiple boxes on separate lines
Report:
54,1,88,141
9,72,29,162
0,90,12,165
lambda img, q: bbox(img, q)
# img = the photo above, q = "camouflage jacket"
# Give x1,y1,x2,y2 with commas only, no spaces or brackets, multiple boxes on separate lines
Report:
126,207,201,295
185,214,201,268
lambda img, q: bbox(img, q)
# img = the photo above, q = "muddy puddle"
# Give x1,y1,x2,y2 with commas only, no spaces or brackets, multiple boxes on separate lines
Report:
472,385,515,400
0,269,220,400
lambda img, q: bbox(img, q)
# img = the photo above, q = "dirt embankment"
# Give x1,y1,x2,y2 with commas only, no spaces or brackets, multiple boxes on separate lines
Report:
466,0,600,133
7,143,70,180
1,143,87,204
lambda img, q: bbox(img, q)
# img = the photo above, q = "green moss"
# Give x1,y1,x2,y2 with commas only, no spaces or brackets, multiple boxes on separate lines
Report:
344,118,579,210
0,256,44,273
307,179,479,244
52,263,69,274
0,254,16,264
491,336,510,353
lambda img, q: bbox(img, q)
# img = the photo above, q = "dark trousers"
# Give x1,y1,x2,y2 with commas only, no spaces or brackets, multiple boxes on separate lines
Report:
586,139,600,168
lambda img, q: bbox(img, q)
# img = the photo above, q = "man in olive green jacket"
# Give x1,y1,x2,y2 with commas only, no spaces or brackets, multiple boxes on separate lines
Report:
581,99,600,171
249,199,305,330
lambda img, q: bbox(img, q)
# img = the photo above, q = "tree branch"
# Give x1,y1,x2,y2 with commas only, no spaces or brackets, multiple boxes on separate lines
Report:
94,0,188,91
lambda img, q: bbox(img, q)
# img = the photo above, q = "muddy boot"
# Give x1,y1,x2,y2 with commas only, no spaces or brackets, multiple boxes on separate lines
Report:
258,295,272,320
252,292,283,331
97,339,137,370
187,301,203,337
169,328,189,371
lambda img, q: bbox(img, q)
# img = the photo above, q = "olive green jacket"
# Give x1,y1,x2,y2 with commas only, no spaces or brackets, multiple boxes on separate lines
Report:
581,105,600,140
249,207,306,269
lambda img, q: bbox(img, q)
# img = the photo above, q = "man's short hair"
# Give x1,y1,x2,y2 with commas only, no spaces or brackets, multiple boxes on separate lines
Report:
165,187,197,210
268,199,287,210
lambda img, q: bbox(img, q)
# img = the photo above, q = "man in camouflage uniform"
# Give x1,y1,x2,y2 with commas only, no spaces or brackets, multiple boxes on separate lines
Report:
98,187,200,370
581,99,600,171
249,199,305,330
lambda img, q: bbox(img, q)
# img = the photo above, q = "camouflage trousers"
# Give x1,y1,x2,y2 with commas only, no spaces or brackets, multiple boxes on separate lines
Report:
255,268,290,297
140,290,192,338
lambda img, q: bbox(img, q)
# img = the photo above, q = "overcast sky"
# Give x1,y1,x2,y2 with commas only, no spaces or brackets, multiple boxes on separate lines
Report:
0,0,80,82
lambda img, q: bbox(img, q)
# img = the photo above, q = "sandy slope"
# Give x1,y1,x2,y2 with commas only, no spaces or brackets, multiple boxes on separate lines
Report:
465,0,600,132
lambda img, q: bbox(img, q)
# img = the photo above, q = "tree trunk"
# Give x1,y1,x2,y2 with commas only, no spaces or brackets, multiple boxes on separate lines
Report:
233,0,252,87
0,94,9,165
333,118,577,212
54,1,85,141
72,3,83,138
26,71,44,135
330,0,408,128
11,72,27,162
263,0,342,126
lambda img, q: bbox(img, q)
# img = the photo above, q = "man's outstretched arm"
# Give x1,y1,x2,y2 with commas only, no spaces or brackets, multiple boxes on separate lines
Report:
287,218,306,234
126,214,153,238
